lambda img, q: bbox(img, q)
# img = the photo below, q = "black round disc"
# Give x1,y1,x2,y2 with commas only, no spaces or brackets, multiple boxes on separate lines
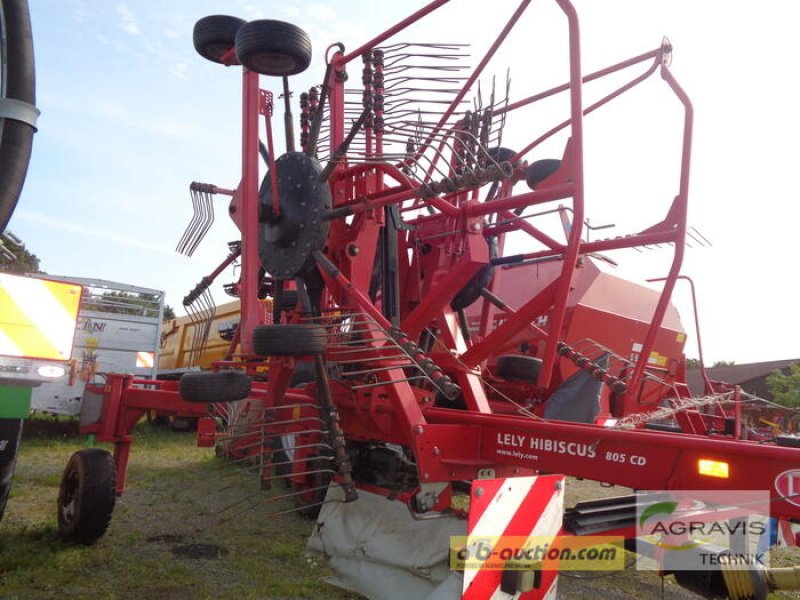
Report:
258,152,331,279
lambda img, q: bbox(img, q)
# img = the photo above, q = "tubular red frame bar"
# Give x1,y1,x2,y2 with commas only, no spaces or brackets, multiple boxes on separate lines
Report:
238,69,264,355
525,0,585,389
80,375,210,494
259,89,282,219
339,0,452,66
624,63,692,404
322,19,672,239
316,0,692,402
660,275,714,394
421,406,800,521
269,1,689,420
414,0,533,184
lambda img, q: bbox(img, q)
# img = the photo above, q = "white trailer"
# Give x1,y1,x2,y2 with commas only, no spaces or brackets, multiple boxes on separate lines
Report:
30,276,163,417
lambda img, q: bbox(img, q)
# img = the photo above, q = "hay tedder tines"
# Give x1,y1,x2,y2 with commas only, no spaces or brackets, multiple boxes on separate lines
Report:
56,2,800,598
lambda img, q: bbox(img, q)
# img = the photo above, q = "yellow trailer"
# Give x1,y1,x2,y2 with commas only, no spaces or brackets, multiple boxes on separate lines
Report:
158,297,273,373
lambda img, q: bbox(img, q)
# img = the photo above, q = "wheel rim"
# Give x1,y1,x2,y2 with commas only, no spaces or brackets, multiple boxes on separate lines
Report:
59,468,79,524
250,52,297,75
205,42,233,62
281,433,296,462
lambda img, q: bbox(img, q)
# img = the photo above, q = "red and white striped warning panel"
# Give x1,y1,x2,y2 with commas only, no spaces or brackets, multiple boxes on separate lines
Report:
777,518,800,547
461,475,564,600
0,273,82,361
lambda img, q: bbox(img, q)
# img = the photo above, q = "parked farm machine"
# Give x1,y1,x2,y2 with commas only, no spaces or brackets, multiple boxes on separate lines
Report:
55,1,800,598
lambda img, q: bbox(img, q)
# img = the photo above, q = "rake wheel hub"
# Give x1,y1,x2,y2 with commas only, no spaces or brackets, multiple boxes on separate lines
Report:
258,152,331,279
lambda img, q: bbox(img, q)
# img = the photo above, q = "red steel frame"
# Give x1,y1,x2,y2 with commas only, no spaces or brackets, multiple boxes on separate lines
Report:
83,0,800,538
80,376,209,495
283,0,799,520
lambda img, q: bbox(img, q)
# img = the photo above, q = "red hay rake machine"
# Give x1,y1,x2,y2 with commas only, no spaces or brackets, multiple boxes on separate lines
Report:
55,1,800,598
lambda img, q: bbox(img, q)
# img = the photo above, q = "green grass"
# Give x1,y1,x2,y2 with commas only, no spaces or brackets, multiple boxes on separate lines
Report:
6,417,800,599
0,418,362,600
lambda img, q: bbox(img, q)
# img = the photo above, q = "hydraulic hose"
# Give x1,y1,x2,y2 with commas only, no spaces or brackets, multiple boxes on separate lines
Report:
0,0,38,232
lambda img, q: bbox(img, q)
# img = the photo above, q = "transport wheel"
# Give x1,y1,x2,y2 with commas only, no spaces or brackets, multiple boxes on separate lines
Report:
496,354,543,383
179,370,251,403
276,434,334,519
280,289,299,312
193,15,246,64
0,419,23,523
270,436,292,486
451,264,494,311
57,448,116,545
235,20,312,76
290,361,318,386
291,451,333,519
168,416,197,432
148,411,170,427
252,324,327,356
525,158,562,190
271,395,331,515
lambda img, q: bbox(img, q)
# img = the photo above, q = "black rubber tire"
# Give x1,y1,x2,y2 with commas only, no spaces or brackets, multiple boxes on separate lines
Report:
179,370,251,403
193,15,246,64
57,448,116,545
293,453,333,519
451,264,494,311
280,289,299,312
149,412,170,427
486,146,518,165
168,416,197,432
451,237,497,311
525,159,562,190
0,419,23,523
252,324,326,356
497,354,543,383
235,20,312,76
290,361,318,386
270,436,292,485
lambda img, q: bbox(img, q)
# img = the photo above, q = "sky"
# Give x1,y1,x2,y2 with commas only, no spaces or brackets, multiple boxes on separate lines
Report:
6,0,799,366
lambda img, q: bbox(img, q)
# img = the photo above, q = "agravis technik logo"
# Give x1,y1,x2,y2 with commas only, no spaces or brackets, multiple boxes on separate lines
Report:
636,490,770,571
638,499,704,550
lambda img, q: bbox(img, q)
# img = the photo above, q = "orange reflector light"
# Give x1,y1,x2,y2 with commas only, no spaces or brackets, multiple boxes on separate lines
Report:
698,459,729,478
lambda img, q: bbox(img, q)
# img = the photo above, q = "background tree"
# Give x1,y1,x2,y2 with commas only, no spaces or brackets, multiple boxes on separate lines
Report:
163,305,176,320
685,358,735,369
82,291,164,319
0,232,41,273
767,365,800,408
